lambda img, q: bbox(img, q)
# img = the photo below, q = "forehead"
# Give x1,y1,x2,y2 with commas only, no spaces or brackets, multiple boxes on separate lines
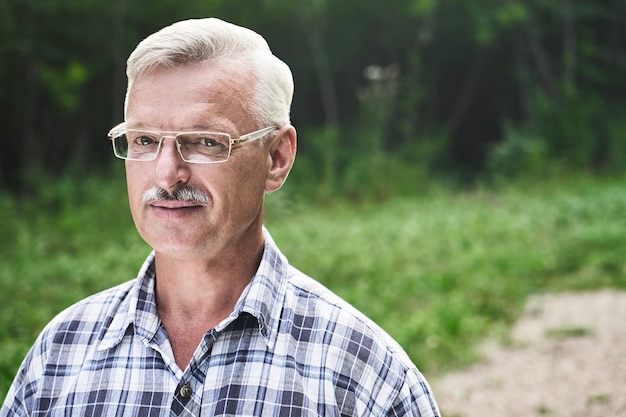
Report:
125,62,255,132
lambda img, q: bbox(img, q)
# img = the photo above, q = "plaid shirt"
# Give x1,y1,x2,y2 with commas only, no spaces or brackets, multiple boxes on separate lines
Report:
1,230,440,417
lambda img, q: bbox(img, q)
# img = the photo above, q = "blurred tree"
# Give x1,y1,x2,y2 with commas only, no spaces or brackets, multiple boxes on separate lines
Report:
1,0,117,190
0,0,624,192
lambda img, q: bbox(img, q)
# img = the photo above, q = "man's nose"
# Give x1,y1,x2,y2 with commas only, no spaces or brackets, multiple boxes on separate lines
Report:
154,137,190,191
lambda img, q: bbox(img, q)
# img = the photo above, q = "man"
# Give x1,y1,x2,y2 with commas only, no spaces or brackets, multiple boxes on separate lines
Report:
1,18,440,416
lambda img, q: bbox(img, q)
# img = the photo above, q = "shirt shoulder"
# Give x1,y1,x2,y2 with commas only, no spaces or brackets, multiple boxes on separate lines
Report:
25,278,138,370
279,266,438,414
0,279,139,416
43,279,137,339
284,266,412,362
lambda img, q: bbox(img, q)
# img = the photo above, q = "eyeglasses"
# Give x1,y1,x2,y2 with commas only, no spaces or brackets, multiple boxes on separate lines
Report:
107,123,277,164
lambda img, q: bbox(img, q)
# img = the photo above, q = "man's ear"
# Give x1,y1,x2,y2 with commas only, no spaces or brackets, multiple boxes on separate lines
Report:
265,125,297,193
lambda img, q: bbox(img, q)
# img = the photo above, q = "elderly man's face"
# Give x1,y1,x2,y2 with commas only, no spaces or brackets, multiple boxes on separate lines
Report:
124,62,272,260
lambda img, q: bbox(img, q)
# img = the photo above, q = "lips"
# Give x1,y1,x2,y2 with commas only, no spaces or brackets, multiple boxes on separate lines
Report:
147,200,206,219
149,200,205,209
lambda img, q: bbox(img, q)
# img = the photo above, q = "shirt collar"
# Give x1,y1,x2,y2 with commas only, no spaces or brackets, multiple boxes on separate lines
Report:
98,252,160,351
99,228,289,351
231,228,288,349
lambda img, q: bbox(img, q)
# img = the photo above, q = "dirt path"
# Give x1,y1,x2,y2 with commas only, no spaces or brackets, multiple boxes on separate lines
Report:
432,290,626,417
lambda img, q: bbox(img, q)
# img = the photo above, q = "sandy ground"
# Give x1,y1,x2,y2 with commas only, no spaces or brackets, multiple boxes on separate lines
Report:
432,290,626,417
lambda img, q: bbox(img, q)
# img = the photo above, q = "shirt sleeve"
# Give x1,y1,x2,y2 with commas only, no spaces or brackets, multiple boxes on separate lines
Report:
0,343,42,417
386,367,441,417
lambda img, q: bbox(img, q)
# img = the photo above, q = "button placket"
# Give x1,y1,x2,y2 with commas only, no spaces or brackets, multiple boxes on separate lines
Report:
170,333,217,416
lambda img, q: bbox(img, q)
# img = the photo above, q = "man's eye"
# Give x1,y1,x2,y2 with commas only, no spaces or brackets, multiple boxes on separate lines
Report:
199,137,221,148
134,136,157,146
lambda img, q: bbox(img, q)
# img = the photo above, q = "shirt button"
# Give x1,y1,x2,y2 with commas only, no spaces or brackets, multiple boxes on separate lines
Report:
179,384,192,399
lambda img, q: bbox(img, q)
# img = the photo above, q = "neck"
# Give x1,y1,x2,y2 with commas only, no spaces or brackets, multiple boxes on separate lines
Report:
153,233,265,370
154,235,265,321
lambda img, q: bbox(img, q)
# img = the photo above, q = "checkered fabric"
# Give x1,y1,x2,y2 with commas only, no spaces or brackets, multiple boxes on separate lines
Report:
1,230,440,416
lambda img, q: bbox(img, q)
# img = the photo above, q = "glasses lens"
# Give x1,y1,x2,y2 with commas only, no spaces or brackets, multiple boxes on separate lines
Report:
108,128,233,163
178,133,231,163
118,131,161,161
112,134,130,159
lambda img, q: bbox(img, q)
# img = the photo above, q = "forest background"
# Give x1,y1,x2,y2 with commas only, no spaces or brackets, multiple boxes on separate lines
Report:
2,0,626,405
2,0,626,193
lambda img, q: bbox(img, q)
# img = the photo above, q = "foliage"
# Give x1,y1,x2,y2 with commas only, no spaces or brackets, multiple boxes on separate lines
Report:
485,122,550,181
1,0,626,190
2,172,626,401
287,124,449,204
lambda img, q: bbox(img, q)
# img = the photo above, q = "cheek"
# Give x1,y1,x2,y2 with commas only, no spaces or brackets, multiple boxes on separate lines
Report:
125,165,149,209
237,156,270,195
218,157,268,210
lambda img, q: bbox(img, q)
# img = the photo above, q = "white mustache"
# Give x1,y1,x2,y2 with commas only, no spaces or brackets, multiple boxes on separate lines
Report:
142,186,210,205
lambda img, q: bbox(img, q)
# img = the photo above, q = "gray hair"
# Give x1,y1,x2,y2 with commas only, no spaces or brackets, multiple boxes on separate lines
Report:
125,18,293,127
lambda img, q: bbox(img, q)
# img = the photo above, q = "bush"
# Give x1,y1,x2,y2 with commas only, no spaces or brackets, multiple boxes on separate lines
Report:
486,122,550,181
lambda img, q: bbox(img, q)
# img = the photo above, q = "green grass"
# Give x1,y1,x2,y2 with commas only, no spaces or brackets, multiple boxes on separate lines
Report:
268,174,626,373
1,170,625,401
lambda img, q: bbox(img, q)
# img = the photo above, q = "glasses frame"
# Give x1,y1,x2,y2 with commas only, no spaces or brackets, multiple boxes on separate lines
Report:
107,122,277,164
